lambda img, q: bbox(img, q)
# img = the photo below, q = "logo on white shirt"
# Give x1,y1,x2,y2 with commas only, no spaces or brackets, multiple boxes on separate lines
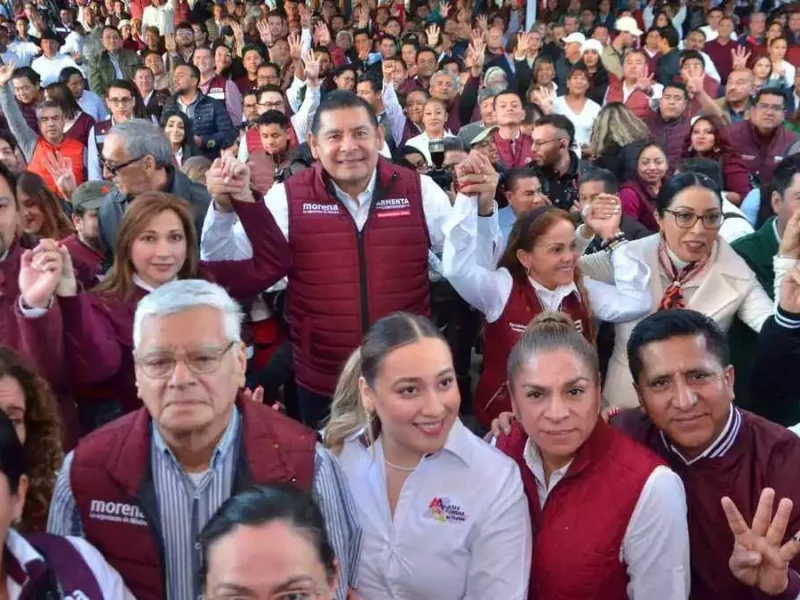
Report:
375,197,411,218
89,500,148,526
424,497,466,523
65,592,90,600
302,202,340,215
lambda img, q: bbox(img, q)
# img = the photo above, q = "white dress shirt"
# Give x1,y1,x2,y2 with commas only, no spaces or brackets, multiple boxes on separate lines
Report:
441,196,654,324
201,170,460,260
718,195,754,244
523,440,691,600
699,25,738,43
552,95,601,151
141,2,175,35
1,49,19,66
8,40,40,67
31,53,82,86
338,419,532,599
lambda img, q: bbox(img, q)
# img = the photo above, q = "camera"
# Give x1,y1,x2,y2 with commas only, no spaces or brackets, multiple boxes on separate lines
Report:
428,138,453,191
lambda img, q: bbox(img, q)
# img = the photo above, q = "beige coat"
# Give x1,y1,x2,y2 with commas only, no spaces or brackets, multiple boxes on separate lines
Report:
580,234,778,408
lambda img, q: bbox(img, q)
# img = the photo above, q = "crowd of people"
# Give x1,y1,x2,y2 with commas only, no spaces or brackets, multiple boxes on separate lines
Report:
2,0,800,597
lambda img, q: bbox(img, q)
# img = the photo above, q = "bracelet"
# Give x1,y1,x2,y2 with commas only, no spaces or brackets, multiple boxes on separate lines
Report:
600,231,627,253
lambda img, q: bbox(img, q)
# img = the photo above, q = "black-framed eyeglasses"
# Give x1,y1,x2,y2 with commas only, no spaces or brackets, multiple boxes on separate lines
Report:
135,341,237,379
664,209,725,230
100,155,145,176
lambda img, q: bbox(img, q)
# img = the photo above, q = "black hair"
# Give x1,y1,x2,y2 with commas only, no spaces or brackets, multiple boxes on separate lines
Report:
443,137,468,153
401,39,419,50
0,411,26,495
259,61,280,74
396,145,426,160
101,24,121,36
754,86,787,105
43,82,80,119
256,84,283,99
494,89,522,106
534,113,575,146
134,65,154,78
654,171,722,215
687,27,706,40
380,32,398,44
679,49,705,68
416,46,438,62
357,72,382,94
567,62,590,80
440,55,464,73
353,28,370,40
579,168,618,194
256,109,289,129
663,81,689,100
677,157,723,189
523,103,542,124
192,21,209,35
333,64,357,78
0,130,19,153
658,25,679,49
159,109,197,146
175,20,193,32
627,309,728,383
199,485,336,584
57,67,83,84
590,23,609,37
11,67,40,86
771,154,800,198
106,79,148,119
505,167,540,192
388,55,408,70
310,90,378,135
175,63,201,81
241,44,264,59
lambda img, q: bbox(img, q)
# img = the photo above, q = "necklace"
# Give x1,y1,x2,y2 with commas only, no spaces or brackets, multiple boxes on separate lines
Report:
384,458,418,472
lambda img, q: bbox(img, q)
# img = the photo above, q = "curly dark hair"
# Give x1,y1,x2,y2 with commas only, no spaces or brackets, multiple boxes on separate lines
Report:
0,347,63,532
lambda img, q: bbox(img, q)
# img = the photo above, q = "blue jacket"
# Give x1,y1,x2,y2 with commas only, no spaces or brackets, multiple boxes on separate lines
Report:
164,91,236,158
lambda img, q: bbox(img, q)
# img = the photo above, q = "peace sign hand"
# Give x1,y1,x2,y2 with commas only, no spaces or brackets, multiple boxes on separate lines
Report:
721,489,800,595
635,66,655,93
731,46,751,71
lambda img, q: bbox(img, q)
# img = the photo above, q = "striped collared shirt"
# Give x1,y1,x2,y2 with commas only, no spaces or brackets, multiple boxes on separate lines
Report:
47,409,362,600
661,406,743,465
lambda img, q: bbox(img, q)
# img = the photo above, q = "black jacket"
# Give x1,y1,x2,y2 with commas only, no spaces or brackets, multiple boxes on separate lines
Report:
656,49,681,87
97,167,211,265
163,91,237,158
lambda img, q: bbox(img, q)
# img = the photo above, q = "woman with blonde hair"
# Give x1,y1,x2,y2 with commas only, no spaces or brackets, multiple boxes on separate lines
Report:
588,102,652,178
324,312,532,599
0,347,63,532
442,199,653,428
495,312,690,599
31,188,289,415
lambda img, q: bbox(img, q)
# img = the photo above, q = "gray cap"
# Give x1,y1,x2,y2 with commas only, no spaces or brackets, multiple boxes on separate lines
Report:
470,126,497,146
477,86,502,104
71,181,111,212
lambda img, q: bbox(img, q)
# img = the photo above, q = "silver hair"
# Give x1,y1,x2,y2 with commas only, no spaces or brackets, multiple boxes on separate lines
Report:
110,118,173,168
431,70,458,87
133,279,244,350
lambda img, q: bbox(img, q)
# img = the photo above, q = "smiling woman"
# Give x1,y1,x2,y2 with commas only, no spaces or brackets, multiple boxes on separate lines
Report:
324,312,533,599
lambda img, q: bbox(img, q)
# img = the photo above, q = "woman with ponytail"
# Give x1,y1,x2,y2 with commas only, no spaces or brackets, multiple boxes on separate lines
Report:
495,312,690,600
323,312,532,600
442,201,653,428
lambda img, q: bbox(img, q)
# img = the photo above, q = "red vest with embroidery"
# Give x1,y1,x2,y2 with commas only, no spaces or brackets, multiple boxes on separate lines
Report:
203,74,228,102
283,158,430,396
28,137,85,193
474,278,591,428
68,397,316,600
496,419,665,600
605,78,652,120
491,129,534,168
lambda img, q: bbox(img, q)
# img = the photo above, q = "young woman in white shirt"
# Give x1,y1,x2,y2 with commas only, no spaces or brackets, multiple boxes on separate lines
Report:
548,64,601,155
324,312,532,600
767,36,795,89
406,97,455,166
442,199,653,429
494,312,691,600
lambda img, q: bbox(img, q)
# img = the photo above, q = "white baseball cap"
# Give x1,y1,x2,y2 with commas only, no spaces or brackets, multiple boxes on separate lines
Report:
561,32,586,45
615,16,643,36
581,39,604,54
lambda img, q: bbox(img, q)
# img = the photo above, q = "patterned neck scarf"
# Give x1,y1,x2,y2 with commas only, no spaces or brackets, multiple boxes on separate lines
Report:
657,237,709,311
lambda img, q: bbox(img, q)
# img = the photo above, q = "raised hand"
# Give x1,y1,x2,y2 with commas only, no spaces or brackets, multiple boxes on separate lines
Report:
779,264,800,314
440,0,450,18
43,151,77,199
779,210,800,259
230,21,244,42
256,20,273,46
582,193,622,241
455,150,499,213
468,35,486,74
19,240,65,309
298,3,311,28
315,21,331,46
514,32,529,61
288,32,302,61
532,86,555,113
302,48,321,85
731,46,751,71
382,57,394,84
426,24,440,48
206,156,253,210
0,61,16,87
685,74,705,96
721,489,800,595
476,14,488,33
635,66,655,93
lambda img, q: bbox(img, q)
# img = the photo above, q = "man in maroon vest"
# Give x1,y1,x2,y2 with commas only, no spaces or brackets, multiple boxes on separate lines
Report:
202,90,499,427
46,279,362,600
194,45,242,126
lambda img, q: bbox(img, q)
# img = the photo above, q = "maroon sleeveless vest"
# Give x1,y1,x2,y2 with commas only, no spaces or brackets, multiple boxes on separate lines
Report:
246,122,299,154
19,533,104,598
497,419,666,600
93,119,114,158
284,158,431,396
605,79,652,120
203,74,228,102
474,278,591,428
68,397,317,600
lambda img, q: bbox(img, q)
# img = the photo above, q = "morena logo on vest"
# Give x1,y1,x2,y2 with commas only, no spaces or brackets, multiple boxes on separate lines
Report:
302,202,341,215
89,500,148,527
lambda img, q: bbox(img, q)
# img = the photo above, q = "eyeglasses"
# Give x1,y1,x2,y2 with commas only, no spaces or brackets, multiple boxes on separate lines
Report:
664,209,724,229
100,155,144,176
258,100,284,109
532,137,561,149
135,341,236,379
755,102,784,113
107,96,134,106
204,590,326,600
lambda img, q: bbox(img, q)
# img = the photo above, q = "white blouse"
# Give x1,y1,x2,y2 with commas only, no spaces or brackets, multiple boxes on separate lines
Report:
406,130,456,166
338,419,532,599
441,196,654,324
552,95,601,151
